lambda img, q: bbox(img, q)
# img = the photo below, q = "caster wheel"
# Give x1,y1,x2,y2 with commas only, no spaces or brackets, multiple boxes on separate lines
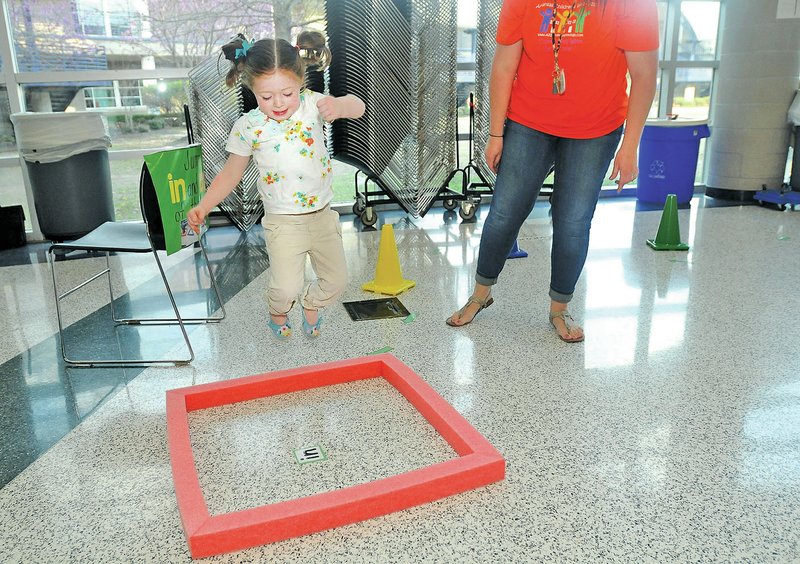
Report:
459,203,477,221
353,197,366,215
361,207,378,227
443,198,458,210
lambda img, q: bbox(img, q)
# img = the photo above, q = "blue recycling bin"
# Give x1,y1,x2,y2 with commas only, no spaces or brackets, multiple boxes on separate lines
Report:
637,118,710,205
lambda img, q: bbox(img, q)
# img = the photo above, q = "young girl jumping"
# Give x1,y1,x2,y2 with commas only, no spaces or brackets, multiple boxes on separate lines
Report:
188,32,365,339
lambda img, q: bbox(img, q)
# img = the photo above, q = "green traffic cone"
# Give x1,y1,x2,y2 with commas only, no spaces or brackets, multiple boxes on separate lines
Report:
647,194,689,251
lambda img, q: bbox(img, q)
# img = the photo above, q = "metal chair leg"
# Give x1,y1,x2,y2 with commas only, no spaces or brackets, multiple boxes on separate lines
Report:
111,241,225,325
49,248,197,367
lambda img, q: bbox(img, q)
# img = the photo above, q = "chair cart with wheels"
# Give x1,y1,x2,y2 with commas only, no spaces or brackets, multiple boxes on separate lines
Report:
754,183,800,211
437,92,494,221
350,168,405,228
327,0,458,227
433,92,555,221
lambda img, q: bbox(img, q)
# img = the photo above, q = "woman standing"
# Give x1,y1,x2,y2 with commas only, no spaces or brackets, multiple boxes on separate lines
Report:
447,0,658,342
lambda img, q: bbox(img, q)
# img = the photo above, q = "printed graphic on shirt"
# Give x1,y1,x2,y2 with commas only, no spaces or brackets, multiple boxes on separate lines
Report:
293,192,319,208
263,172,283,185
320,155,332,178
536,1,595,40
284,122,316,159
251,129,264,150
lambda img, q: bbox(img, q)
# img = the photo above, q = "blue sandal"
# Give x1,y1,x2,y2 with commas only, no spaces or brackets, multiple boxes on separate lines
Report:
301,309,322,337
267,316,292,339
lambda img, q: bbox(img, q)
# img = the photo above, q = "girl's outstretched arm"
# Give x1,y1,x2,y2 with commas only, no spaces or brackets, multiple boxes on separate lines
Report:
188,153,250,233
316,94,365,122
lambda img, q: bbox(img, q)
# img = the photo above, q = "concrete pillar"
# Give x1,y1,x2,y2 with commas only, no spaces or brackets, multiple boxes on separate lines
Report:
28,91,52,113
705,0,800,200
142,55,156,88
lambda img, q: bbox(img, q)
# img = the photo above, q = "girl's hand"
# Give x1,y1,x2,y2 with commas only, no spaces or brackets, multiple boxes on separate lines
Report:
187,204,209,234
316,96,341,122
485,136,503,173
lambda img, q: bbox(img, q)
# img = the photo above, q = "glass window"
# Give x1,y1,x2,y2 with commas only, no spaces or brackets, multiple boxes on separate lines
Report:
650,71,662,118
84,85,115,109
107,0,141,37
22,78,187,147
0,88,15,155
0,87,30,231
331,161,357,204
656,1,669,60
457,28,476,63
672,67,713,120
10,0,108,72
0,162,26,229
75,0,143,38
641,1,720,187
75,0,105,36
107,156,144,221
7,0,285,72
83,80,142,109
678,1,720,61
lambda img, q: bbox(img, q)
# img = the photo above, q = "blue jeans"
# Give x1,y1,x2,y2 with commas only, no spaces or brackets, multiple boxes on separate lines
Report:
476,120,623,303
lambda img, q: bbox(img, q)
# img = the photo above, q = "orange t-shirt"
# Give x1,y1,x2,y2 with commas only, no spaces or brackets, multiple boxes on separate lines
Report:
496,0,659,139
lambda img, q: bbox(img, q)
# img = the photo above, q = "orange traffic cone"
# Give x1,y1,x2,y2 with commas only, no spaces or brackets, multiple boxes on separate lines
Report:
362,224,415,295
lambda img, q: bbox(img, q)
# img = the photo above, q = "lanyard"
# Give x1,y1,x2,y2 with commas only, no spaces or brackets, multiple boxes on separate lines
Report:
551,0,579,95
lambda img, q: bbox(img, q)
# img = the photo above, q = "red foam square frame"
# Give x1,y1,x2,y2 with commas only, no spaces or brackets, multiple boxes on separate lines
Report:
166,353,505,558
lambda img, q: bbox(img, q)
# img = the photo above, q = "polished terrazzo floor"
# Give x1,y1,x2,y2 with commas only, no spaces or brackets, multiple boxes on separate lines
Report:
1,196,799,562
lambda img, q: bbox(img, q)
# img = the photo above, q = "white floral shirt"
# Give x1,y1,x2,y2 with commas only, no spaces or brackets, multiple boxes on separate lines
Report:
225,90,334,214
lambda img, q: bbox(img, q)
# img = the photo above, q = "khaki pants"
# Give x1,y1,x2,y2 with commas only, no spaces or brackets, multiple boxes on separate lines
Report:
262,207,348,315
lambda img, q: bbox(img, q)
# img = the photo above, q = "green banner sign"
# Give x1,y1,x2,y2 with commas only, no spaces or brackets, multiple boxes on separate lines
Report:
143,144,205,255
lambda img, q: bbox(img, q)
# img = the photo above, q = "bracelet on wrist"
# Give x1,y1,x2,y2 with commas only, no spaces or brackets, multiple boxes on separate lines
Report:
488,133,503,138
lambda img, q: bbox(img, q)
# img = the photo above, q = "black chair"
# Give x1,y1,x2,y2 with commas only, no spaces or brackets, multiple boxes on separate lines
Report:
48,154,225,367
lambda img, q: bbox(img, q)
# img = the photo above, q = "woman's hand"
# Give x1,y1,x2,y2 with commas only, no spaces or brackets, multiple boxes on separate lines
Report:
187,204,209,234
612,49,657,192
485,136,503,173
609,143,639,192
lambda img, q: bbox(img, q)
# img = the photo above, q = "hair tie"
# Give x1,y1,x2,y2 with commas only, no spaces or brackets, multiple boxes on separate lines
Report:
297,47,320,59
235,39,253,59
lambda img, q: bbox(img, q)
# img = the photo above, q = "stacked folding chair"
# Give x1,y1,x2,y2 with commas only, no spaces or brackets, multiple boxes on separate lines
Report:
187,55,263,231
474,0,502,185
327,0,458,217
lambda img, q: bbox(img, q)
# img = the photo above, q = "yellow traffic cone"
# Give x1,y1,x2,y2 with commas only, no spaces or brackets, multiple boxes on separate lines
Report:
362,224,415,295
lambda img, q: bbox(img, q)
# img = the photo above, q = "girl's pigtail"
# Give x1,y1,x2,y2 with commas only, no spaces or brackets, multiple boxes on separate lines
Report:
221,34,247,88
296,30,332,72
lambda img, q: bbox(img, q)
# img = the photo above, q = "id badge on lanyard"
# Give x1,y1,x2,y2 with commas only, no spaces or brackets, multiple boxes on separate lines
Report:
551,0,578,95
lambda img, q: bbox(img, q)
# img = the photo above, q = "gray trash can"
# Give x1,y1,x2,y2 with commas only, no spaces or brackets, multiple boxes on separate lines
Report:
11,112,114,241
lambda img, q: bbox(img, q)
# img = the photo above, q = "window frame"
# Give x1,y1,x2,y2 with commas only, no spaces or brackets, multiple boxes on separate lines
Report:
656,0,723,118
